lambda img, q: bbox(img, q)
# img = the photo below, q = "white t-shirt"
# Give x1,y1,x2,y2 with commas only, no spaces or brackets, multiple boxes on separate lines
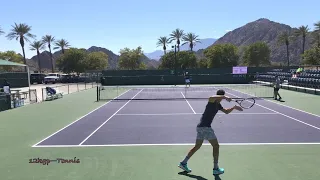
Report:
3,86,10,94
275,78,281,88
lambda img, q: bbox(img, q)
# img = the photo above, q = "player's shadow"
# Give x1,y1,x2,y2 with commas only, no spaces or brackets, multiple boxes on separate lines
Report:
178,171,222,180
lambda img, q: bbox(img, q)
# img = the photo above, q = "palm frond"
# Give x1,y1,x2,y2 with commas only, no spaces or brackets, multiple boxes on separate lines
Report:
156,36,169,47
29,40,45,51
42,35,55,44
169,28,185,42
277,31,290,46
0,26,4,35
182,33,201,45
314,21,320,31
54,39,70,48
6,23,36,41
294,25,310,37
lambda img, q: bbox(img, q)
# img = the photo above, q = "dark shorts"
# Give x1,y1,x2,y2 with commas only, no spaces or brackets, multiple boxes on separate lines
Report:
274,87,280,92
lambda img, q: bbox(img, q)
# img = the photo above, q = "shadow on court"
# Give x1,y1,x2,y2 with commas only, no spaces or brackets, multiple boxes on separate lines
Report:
178,171,222,180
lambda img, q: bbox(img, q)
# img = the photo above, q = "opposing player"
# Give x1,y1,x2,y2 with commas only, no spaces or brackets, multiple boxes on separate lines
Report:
178,89,243,175
185,72,191,87
273,75,282,101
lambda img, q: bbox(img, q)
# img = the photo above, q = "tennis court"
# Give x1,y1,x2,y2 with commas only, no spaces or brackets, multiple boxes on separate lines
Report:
1,84,320,180
33,84,320,147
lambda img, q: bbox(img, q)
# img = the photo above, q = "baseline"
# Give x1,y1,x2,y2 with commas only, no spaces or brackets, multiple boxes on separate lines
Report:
33,142,320,148
115,112,278,116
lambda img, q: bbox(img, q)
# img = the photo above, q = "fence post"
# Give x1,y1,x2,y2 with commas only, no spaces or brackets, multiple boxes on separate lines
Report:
42,88,44,102
96,86,99,102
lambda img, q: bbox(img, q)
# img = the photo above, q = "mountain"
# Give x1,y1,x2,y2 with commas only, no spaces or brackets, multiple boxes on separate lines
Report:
145,38,216,60
144,50,164,61
28,46,160,72
204,18,313,65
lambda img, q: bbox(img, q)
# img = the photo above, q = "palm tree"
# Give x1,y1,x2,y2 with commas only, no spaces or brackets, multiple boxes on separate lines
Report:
312,21,320,48
53,39,70,54
182,33,201,51
0,26,4,35
42,35,55,73
314,21,320,31
30,41,45,73
156,36,170,55
294,25,310,57
277,31,291,66
169,28,185,52
6,23,36,69
311,32,320,48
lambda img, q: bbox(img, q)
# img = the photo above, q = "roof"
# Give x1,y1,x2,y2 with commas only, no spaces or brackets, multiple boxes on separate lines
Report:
0,59,26,67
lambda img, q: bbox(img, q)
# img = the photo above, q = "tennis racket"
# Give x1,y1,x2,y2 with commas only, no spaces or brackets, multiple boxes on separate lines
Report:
232,98,255,109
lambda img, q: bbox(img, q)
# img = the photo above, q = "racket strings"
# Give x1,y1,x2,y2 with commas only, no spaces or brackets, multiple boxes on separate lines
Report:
239,99,255,109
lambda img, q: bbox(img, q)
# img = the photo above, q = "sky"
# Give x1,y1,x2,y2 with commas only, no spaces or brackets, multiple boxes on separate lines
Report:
0,0,319,59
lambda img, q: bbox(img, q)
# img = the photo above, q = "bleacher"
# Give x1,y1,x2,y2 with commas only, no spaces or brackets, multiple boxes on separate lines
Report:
256,68,320,93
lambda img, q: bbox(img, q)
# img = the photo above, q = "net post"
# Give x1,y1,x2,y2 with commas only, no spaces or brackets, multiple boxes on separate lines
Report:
96,86,99,102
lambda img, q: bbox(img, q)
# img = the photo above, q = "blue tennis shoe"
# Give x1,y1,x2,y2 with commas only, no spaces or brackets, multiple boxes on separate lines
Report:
213,168,224,175
178,162,192,173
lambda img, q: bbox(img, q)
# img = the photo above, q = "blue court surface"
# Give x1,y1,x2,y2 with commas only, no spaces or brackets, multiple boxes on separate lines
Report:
32,86,320,148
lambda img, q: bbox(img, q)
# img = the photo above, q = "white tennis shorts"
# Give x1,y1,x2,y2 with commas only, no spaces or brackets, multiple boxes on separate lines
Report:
196,127,217,140
185,79,190,83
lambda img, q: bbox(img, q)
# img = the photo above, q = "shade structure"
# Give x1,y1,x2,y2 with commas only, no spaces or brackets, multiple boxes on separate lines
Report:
0,59,30,90
0,59,27,66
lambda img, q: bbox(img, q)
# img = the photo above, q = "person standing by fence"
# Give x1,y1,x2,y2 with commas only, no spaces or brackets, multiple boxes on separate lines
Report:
1,79,11,109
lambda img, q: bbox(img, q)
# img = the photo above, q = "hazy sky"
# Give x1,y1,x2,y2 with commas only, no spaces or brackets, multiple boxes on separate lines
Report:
0,0,319,58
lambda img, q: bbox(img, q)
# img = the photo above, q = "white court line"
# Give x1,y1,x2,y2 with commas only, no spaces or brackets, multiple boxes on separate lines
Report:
78,89,144,145
115,113,278,116
224,89,320,131
32,142,320,148
181,92,196,114
228,88,320,118
31,89,132,147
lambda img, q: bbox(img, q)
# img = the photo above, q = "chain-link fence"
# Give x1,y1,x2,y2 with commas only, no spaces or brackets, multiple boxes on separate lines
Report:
41,82,99,101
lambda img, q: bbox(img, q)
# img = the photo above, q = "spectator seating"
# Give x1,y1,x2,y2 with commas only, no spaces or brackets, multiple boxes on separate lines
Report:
256,69,320,89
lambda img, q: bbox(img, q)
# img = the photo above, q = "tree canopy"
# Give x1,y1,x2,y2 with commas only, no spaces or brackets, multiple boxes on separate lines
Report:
302,47,320,65
118,46,146,70
56,48,108,74
85,51,109,71
159,51,197,69
243,42,271,67
203,43,239,68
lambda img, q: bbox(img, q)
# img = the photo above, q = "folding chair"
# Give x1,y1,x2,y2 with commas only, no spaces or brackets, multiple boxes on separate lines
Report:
45,87,63,101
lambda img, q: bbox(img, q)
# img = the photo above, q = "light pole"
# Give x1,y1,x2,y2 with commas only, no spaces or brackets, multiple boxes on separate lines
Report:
171,45,177,76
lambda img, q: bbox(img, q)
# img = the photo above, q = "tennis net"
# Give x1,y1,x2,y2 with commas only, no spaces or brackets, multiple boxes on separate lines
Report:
97,82,274,101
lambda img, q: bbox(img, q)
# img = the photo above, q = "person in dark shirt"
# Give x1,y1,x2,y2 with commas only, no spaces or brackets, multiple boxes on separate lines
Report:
46,87,56,95
273,75,282,100
178,89,243,175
